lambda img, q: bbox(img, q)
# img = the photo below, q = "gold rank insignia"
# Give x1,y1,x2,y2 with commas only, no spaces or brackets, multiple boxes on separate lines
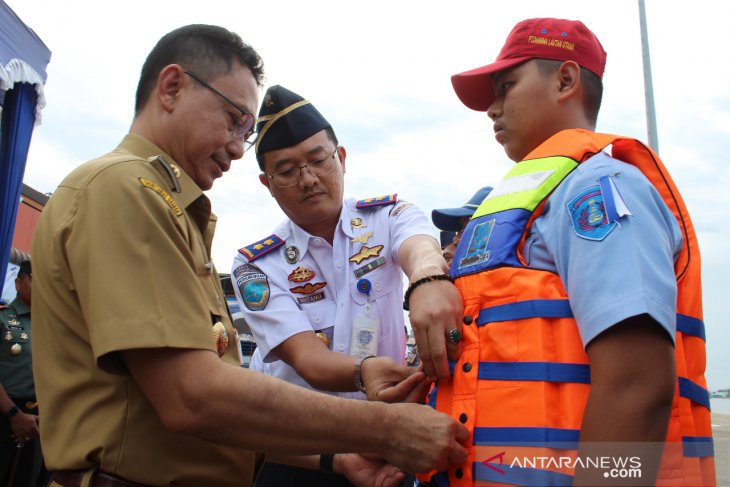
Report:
349,245,384,264
351,231,373,244
238,234,285,261
212,322,229,357
11,343,21,355
350,218,367,229
20,332,28,340
169,163,181,178
355,194,398,209
4,331,12,341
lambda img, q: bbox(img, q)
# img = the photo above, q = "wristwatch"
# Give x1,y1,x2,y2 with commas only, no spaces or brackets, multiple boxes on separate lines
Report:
354,355,376,393
3,405,19,419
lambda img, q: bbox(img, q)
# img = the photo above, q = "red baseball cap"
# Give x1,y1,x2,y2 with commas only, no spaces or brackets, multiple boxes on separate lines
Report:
451,18,607,111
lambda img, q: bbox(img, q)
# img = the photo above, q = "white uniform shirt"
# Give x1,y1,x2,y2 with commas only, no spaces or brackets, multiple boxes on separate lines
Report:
232,197,434,399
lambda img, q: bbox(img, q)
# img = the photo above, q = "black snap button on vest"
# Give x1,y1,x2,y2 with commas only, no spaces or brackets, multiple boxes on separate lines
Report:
459,413,468,423
455,468,463,479
463,315,473,325
462,362,472,373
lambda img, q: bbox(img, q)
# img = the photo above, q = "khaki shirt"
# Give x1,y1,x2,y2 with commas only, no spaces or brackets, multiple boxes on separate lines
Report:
32,134,257,486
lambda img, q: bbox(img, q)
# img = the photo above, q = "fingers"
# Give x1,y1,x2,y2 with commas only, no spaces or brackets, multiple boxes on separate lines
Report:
448,438,469,465
372,370,427,403
408,280,463,380
445,326,462,365
401,374,433,404
378,470,405,487
427,330,451,380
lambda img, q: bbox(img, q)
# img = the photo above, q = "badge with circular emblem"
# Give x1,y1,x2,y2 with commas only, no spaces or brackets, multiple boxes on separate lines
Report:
212,322,229,357
10,343,21,355
284,245,300,264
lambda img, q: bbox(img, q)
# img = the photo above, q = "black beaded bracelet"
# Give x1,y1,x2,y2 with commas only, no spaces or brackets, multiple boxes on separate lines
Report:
319,454,335,474
403,274,454,310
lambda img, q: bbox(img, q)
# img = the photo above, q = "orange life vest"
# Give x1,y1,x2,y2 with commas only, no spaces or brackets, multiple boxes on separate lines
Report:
422,130,714,486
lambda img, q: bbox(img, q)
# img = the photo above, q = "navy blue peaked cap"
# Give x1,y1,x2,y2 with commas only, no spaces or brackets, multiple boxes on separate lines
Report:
255,85,331,168
432,186,494,232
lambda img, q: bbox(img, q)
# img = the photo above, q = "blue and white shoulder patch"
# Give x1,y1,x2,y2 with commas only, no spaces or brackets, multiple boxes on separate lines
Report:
355,193,398,209
233,263,270,311
567,185,617,241
238,234,285,261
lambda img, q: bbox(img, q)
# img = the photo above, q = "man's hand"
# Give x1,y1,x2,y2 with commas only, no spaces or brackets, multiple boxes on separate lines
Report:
381,402,469,473
361,357,430,403
335,453,405,487
10,411,40,446
407,279,463,379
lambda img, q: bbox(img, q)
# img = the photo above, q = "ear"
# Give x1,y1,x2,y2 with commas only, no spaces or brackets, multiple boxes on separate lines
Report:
337,145,347,175
259,172,274,195
556,61,581,102
156,64,186,113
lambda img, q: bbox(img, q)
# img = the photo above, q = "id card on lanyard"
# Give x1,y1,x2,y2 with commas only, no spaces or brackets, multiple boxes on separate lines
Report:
351,279,379,358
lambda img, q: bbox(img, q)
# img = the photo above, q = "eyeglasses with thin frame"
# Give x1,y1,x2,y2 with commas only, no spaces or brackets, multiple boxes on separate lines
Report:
266,147,339,188
184,71,256,147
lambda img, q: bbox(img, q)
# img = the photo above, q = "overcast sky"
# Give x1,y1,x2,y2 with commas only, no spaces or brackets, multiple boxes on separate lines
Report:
8,0,730,390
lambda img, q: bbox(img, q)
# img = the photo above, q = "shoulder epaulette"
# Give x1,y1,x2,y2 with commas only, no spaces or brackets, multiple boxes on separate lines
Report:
148,155,181,193
238,234,285,261
355,193,398,209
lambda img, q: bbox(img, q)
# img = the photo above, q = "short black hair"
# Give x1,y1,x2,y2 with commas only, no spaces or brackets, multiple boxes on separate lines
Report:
134,24,264,115
534,59,603,126
257,126,339,172
17,260,31,277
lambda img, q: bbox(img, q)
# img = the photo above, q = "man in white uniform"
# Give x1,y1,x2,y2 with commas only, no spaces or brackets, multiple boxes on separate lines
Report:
232,85,462,486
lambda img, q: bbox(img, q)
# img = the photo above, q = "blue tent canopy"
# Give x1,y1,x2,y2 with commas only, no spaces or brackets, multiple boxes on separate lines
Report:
0,0,51,295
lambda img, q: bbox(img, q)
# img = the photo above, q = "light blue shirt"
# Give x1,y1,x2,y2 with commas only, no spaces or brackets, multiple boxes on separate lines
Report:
524,151,683,347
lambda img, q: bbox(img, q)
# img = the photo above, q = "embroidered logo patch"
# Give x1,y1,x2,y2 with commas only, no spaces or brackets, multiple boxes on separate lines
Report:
233,263,270,311
290,282,327,295
458,219,495,269
567,185,616,241
288,266,315,283
138,178,182,215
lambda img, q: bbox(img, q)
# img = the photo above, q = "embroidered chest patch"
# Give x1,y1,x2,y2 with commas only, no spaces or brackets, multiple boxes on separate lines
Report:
567,185,616,241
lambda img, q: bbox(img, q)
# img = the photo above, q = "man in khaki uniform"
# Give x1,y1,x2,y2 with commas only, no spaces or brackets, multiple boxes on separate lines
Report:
31,24,468,487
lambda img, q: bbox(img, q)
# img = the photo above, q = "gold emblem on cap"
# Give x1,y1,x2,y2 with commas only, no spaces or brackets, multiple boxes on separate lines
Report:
349,245,384,264
212,322,229,357
351,231,373,244
264,93,273,107
10,343,21,355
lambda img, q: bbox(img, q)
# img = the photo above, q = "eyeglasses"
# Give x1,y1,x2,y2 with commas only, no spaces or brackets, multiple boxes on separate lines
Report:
266,148,339,188
184,71,256,145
